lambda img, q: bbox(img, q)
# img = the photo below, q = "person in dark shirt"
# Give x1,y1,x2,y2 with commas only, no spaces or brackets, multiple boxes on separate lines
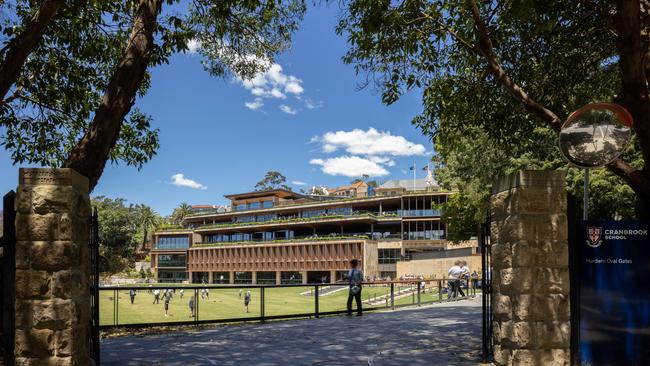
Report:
129,289,136,304
346,259,364,317
163,290,172,317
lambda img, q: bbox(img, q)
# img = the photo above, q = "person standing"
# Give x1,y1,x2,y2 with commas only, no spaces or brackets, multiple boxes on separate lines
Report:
163,289,172,316
447,261,463,298
238,289,243,299
129,288,136,304
346,259,364,316
153,288,161,304
179,288,184,298
244,290,251,313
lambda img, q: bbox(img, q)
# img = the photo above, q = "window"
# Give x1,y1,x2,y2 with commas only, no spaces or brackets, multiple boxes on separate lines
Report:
235,204,247,211
155,236,189,250
248,202,261,210
234,215,255,223
327,206,352,216
262,201,273,208
302,209,326,218
158,271,188,283
158,254,186,267
256,214,277,222
378,249,401,264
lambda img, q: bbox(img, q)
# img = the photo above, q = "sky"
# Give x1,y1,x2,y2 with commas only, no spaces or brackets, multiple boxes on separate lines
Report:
0,4,434,216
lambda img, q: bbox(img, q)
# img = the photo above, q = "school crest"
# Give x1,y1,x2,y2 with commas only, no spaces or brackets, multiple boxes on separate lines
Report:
586,226,603,248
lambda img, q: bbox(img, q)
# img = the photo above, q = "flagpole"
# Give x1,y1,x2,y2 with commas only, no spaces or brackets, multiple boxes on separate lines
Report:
413,161,416,191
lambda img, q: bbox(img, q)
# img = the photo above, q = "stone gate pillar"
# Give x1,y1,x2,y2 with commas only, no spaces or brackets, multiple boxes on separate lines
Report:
14,168,91,365
491,170,570,365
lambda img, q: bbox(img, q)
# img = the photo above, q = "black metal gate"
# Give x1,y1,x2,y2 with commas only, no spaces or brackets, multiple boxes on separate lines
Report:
480,216,493,363
89,208,100,365
1,191,16,366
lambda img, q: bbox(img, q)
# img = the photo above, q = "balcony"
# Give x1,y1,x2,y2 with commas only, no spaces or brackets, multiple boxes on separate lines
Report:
194,211,380,231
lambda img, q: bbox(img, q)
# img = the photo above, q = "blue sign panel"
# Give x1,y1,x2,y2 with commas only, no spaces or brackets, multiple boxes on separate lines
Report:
580,220,650,365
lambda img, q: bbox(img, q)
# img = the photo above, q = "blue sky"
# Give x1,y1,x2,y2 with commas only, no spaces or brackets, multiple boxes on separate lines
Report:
0,5,433,216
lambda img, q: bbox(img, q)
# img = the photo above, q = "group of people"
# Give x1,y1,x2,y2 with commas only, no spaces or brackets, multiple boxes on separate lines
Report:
447,260,471,298
125,286,252,317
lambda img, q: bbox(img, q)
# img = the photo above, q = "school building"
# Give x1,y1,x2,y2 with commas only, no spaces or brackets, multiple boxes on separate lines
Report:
150,178,480,284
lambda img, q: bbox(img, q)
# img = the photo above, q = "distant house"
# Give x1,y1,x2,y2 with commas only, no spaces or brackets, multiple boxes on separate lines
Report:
375,178,439,196
328,181,370,198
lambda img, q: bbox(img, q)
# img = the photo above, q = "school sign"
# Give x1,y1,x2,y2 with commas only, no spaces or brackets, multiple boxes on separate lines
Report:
579,220,650,365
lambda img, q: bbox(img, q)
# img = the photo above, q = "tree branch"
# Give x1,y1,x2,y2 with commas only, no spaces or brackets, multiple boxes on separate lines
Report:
467,0,562,130
63,0,163,191
0,0,66,103
607,158,650,201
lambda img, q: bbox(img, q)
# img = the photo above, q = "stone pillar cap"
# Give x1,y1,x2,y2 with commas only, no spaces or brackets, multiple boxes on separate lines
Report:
492,170,565,195
19,168,89,193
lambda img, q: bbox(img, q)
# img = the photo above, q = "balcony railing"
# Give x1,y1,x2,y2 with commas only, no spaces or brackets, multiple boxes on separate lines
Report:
193,211,380,230
98,279,479,329
193,234,373,247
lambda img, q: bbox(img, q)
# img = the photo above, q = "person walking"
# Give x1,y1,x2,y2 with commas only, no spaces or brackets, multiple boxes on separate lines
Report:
458,260,471,297
129,288,136,304
163,289,172,316
153,288,161,304
244,290,251,313
346,259,364,316
239,289,243,299
447,261,463,298
179,288,184,298
188,295,195,317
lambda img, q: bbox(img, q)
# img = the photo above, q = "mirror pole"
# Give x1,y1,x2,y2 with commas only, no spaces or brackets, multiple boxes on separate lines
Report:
583,168,589,220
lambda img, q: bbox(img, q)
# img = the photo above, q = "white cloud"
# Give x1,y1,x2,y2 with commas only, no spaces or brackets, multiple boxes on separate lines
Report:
245,98,264,110
291,180,307,186
279,105,297,115
309,156,389,177
170,174,207,190
238,63,303,101
318,127,426,156
186,39,201,54
305,98,323,110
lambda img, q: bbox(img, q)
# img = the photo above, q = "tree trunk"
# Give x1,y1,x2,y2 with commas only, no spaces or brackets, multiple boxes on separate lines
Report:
613,0,650,219
62,0,163,191
0,0,65,102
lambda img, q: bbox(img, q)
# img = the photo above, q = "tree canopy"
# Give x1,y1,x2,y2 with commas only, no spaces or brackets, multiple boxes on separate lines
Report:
254,170,290,191
1,0,306,190
338,0,650,222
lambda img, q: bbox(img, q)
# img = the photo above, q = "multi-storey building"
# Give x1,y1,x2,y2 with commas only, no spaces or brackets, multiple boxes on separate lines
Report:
151,179,480,284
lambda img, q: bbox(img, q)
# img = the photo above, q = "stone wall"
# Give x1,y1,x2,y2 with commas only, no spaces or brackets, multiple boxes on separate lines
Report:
490,170,570,365
14,168,91,365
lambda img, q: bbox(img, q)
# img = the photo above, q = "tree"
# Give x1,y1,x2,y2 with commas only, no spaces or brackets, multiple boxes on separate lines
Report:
254,171,291,191
92,196,139,273
171,202,193,224
1,0,306,190
135,204,161,250
338,0,650,217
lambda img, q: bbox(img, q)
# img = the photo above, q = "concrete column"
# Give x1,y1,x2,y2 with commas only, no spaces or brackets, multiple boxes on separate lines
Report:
276,271,281,285
330,270,336,284
251,271,257,285
490,170,570,365
208,271,213,284
229,271,235,285
14,168,91,365
301,271,308,284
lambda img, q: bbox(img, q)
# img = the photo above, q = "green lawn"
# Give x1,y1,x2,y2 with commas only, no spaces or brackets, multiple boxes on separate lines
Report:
99,285,480,326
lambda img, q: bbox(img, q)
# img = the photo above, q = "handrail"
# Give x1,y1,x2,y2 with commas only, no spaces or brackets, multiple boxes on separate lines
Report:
99,278,480,329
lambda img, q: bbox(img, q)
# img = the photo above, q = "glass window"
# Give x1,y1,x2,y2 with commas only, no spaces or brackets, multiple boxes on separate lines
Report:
155,235,189,249
234,215,255,223
248,202,261,210
327,206,352,216
378,249,401,264
262,201,273,208
235,204,247,211
256,214,277,222
302,209,326,218
158,254,186,267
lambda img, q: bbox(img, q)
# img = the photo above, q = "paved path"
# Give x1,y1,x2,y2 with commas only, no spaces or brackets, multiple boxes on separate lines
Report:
101,297,483,366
